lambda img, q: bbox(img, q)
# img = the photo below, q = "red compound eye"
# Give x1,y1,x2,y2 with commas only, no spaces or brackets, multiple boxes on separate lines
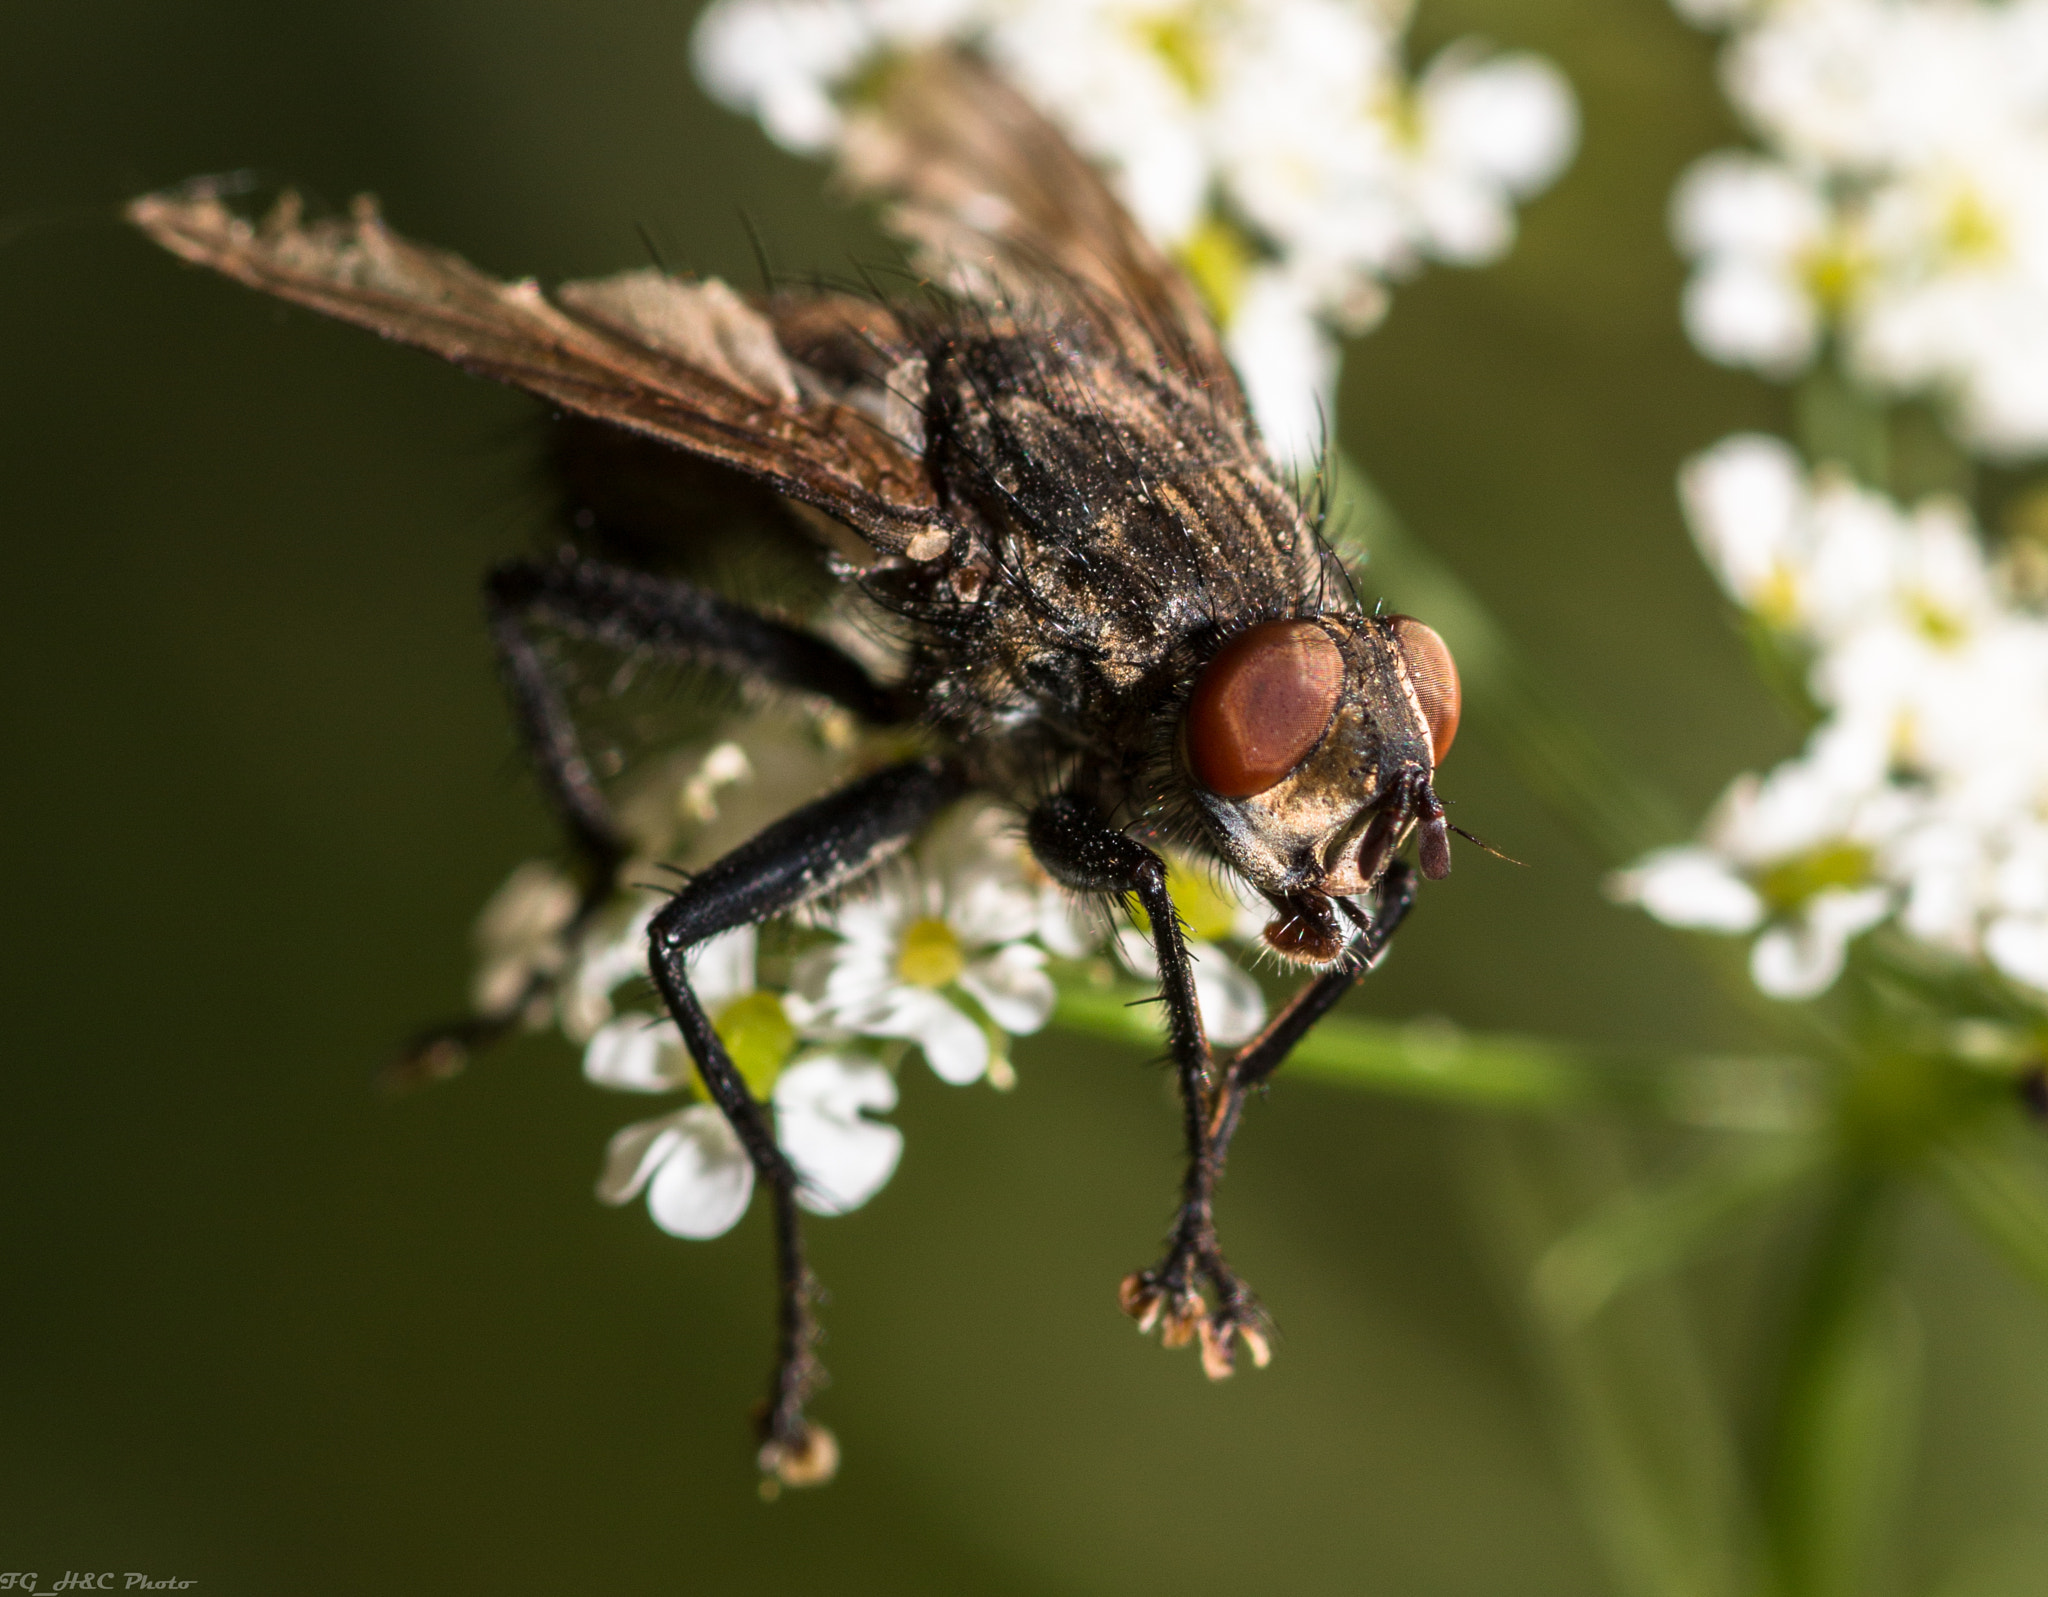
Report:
1388,616,1460,765
1184,620,1344,798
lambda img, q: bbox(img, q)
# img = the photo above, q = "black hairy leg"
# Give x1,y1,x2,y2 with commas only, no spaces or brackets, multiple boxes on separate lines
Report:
647,757,968,1486
1137,861,1415,1379
1022,795,1239,1360
391,550,904,1085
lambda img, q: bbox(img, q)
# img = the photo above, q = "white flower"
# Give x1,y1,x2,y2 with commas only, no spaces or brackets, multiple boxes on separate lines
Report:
774,1055,905,1213
1679,431,1808,619
1641,433,2048,1004
1223,266,1341,471
1749,884,1892,998
690,0,1577,461
1671,155,1831,376
1674,0,2048,449
692,0,876,153
1401,48,1579,266
789,803,1056,1084
596,1054,904,1236
1609,847,1764,934
583,915,910,1237
1987,914,2048,992
581,924,764,1091
599,1103,758,1238
1615,751,1900,1000
470,861,579,1017
1110,855,1269,1045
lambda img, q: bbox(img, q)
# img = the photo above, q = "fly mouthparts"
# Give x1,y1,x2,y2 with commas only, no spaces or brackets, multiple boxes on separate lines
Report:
1419,812,1452,880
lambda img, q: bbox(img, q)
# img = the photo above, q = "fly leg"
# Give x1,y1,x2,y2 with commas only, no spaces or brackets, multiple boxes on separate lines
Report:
1182,863,1418,1372
1023,796,1237,1367
393,550,904,1084
1209,862,1417,1160
1163,868,1417,1375
644,757,968,1486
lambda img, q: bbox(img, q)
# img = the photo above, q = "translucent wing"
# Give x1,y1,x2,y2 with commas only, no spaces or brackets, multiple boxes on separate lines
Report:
128,187,954,561
840,48,1249,422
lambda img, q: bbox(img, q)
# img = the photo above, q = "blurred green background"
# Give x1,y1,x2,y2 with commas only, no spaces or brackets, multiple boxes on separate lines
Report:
4,0,2046,1591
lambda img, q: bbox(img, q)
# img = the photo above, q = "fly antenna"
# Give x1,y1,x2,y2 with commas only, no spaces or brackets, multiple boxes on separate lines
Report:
1448,823,1525,867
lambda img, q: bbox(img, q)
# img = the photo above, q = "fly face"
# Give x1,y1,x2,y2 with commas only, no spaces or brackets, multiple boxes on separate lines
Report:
1181,612,1462,964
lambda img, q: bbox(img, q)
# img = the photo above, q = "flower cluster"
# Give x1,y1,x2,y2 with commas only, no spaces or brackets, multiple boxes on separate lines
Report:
1616,434,2048,1002
1672,0,2048,455
1630,0,2048,1006
691,0,1577,463
474,743,1275,1240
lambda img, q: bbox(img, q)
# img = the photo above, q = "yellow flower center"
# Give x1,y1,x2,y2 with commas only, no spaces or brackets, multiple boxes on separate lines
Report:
1175,214,1255,327
714,990,797,1099
1943,188,2004,262
1136,9,1210,98
1909,591,1967,647
1757,842,1874,915
1168,858,1241,942
897,916,966,989
1801,237,1863,315
1128,857,1242,942
1756,564,1801,630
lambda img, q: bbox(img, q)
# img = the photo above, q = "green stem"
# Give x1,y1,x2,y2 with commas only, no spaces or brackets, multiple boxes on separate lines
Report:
1764,1173,1917,1597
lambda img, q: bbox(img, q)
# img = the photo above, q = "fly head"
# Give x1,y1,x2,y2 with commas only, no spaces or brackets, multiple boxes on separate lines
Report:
1179,612,1461,964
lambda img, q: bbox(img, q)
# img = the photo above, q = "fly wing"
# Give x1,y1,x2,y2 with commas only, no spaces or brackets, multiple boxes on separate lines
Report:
840,48,1249,423
128,186,954,561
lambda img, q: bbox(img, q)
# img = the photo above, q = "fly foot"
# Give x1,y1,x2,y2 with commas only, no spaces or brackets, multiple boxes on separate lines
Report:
1119,1238,1272,1380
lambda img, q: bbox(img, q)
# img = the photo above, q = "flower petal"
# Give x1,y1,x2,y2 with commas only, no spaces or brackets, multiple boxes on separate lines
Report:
898,988,989,1085
948,871,1041,949
689,925,758,1010
958,943,1056,1036
583,1015,691,1093
644,1106,756,1239
1986,916,2048,993
1192,951,1267,1047
1115,925,1161,979
1750,887,1890,999
1611,847,1765,933
595,1110,688,1206
775,1056,904,1216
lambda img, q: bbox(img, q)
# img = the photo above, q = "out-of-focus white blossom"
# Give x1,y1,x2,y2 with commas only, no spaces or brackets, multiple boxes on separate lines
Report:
772,1055,905,1214
595,1054,904,1236
1619,436,2048,1002
1671,154,1832,376
583,910,905,1233
598,1101,758,1238
1672,0,2048,454
470,860,579,1019
692,0,1576,460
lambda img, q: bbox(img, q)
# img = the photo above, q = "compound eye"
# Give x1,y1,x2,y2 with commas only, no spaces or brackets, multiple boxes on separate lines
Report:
1388,616,1461,765
1184,620,1344,798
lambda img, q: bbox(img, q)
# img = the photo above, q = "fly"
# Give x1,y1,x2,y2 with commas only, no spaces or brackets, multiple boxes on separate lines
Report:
129,48,1463,1487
